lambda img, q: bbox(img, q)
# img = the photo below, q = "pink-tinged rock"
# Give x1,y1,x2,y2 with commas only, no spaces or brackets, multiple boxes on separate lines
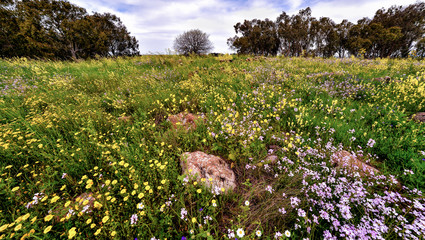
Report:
412,112,425,123
181,151,236,192
167,112,202,130
53,192,96,222
331,150,379,176
74,192,96,212
264,155,279,164
118,115,133,123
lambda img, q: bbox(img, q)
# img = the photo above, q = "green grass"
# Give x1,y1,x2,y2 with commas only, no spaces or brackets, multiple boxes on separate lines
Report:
0,55,424,239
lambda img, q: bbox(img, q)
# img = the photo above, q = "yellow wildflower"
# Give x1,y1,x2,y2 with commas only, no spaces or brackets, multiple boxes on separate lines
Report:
44,215,54,222
21,233,30,240
94,201,102,209
21,213,30,221
50,196,60,203
14,224,22,231
68,227,76,239
43,225,52,234
0,224,8,232
15,216,23,223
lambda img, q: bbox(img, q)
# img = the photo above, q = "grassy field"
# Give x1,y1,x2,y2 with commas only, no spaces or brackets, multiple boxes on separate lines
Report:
0,55,424,239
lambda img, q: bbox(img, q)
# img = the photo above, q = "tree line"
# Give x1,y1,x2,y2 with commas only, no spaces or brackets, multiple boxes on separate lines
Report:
0,0,139,60
228,3,425,58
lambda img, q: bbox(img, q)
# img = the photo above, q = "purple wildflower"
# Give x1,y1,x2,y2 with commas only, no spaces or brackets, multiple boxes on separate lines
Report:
298,208,306,218
279,207,286,215
180,208,187,220
290,196,300,208
366,138,376,148
274,231,282,239
265,185,274,193
130,214,138,225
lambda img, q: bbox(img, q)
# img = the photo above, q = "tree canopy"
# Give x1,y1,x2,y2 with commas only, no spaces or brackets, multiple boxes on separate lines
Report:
174,29,213,55
0,0,139,59
228,2,425,58
228,18,279,56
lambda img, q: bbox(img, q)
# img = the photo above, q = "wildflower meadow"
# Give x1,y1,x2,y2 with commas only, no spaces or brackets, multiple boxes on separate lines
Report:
0,55,424,239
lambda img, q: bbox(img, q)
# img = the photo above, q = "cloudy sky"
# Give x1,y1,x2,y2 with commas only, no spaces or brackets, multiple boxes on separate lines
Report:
68,0,419,54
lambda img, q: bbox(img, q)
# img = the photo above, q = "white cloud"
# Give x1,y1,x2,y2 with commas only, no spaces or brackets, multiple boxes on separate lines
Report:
286,0,304,11
67,0,419,54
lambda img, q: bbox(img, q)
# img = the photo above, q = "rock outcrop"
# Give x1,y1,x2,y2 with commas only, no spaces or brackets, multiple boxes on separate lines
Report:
412,112,425,123
331,150,379,176
74,192,96,212
167,112,203,130
264,155,279,165
53,192,97,222
181,151,236,192
264,145,281,164
118,115,133,123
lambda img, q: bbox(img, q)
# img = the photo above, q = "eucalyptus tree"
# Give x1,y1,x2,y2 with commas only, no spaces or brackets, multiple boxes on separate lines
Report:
0,0,139,59
228,18,279,56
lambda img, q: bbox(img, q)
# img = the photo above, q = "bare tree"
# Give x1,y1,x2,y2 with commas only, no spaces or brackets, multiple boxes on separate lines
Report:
173,29,213,55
